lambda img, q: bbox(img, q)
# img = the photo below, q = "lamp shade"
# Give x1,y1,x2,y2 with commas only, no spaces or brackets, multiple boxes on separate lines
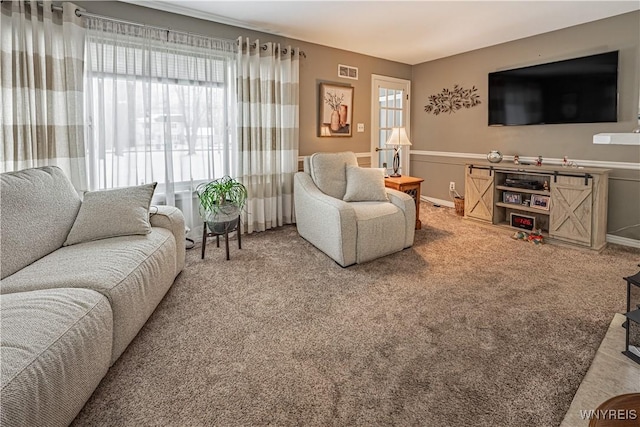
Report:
385,127,412,147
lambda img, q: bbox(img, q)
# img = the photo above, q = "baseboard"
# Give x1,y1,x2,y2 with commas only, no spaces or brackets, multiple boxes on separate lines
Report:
606,234,640,249
420,195,454,208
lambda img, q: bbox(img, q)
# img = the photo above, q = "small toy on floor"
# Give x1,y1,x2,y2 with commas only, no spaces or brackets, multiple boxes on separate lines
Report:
511,229,544,245
512,231,528,241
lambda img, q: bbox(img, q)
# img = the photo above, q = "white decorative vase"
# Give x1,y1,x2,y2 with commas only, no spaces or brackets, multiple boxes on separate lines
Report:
487,150,503,163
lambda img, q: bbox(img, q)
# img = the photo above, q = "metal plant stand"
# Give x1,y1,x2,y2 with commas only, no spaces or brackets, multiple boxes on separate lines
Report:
201,216,241,261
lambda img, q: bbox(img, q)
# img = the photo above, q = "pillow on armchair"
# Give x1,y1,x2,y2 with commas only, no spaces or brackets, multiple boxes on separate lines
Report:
343,166,389,202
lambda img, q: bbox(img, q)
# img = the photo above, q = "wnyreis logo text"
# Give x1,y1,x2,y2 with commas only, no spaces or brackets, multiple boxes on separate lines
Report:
579,409,637,421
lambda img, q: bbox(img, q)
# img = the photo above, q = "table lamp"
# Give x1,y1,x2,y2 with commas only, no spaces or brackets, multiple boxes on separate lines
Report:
385,127,412,177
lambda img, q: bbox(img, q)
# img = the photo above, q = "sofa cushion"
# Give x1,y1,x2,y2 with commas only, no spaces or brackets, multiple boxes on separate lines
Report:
1,288,112,427
343,166,389,202
309,152,358,199
1,228,177,363
64,183,157,246
0,166,81,279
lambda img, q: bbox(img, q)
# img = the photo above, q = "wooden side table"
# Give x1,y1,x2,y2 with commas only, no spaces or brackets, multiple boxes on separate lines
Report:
384,175,424,229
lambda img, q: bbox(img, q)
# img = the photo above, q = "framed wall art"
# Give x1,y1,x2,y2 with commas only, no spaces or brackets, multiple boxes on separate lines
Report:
319,83,353,137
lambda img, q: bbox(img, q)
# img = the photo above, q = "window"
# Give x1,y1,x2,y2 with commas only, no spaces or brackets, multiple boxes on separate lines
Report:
84,27,237,199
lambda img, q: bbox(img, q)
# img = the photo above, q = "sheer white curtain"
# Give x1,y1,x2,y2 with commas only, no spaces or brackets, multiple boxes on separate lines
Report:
84,19,237,233
237,37,300,234
0,1,87,190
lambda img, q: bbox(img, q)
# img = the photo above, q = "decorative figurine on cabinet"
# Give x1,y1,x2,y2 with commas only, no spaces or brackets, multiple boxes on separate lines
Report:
513,155,520,165
536,155,543,166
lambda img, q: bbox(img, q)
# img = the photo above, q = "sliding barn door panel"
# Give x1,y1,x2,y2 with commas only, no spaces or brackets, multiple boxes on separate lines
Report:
464,167,494,222
550,176,593,246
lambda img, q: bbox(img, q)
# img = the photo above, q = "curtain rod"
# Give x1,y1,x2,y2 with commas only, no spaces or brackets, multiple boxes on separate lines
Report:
240,40,307,58
78,8,307,58
25,1,226,40
23,1,306,58
75,9,209,42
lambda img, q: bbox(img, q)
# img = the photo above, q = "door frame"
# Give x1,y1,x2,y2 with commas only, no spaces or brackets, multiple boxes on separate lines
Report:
370,74,411,173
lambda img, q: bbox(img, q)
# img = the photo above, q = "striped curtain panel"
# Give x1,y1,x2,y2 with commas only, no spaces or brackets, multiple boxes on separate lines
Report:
0,1,87,190
237,37,300,234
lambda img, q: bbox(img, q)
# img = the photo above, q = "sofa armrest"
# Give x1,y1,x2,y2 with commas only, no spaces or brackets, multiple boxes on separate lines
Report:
294,172,357,267
386,188,416,248
150,206,186,274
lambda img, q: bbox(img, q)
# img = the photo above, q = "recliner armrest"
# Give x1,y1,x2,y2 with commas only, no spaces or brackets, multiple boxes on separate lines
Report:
386,189,416,248
296,173,354,211
294,172,357,266
150,205,186,274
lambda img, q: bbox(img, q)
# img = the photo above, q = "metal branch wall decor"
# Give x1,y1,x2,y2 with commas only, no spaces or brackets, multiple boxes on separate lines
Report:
424,84,481,115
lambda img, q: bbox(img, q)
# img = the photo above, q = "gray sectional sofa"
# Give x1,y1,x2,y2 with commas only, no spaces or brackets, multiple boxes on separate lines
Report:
0,166,185,426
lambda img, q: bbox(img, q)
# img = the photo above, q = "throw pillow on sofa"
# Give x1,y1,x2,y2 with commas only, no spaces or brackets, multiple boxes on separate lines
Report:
343,166,389,202
64,183,157,246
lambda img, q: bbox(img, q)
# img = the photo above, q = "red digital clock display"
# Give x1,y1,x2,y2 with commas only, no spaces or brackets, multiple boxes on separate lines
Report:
510,213,535,231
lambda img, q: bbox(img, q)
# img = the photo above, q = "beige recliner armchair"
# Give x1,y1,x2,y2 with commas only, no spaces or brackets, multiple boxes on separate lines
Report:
294,151,416,267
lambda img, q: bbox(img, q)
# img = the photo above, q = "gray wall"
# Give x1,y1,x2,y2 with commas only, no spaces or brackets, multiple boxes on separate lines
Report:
76,1,411,158
410,11,640,240
76,3,639,241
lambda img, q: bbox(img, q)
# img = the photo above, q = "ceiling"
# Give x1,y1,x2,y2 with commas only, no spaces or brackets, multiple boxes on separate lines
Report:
125,1,640,65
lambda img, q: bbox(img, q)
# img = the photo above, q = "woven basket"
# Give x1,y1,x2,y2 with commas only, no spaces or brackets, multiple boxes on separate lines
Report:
454,197,465,216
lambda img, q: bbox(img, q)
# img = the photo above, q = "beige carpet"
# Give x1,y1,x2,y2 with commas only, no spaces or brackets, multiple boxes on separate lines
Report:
73,204,640,426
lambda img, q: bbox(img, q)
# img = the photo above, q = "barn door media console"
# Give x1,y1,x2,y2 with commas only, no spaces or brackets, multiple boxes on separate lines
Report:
464,162,610,250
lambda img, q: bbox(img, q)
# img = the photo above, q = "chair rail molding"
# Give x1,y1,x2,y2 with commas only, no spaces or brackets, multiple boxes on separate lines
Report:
301,151,639,171
410,150,640,171
298,152,371,161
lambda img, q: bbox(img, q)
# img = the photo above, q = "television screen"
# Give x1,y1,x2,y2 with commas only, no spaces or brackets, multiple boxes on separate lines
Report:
488,51,618,126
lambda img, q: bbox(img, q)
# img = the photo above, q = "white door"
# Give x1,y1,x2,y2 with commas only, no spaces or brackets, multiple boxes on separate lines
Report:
371,75,411,175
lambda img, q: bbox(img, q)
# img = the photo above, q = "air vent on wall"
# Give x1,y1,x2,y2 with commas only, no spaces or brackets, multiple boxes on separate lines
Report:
338,64,358,80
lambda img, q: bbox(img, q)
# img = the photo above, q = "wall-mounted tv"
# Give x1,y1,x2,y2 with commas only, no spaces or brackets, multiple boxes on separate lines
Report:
488,51,618,126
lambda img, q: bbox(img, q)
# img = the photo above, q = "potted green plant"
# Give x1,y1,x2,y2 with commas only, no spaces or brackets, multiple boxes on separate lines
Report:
196,176,248,234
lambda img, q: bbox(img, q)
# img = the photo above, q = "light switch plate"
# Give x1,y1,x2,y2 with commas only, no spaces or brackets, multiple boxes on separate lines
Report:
357,123,365,132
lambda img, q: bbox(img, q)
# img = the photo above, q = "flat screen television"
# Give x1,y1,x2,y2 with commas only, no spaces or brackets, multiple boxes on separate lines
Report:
488,51,618,126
